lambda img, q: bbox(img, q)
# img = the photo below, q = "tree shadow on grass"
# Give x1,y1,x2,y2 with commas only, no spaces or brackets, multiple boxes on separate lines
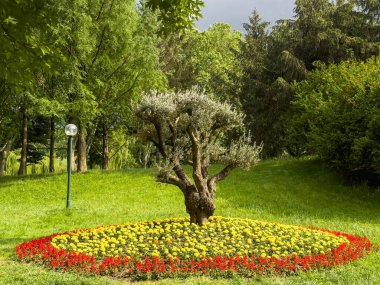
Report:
0,172,67,188
0,238,29,258
218,159,380,224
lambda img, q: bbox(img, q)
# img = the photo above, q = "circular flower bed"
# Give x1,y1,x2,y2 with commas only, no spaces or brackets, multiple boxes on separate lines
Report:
16,217,375,280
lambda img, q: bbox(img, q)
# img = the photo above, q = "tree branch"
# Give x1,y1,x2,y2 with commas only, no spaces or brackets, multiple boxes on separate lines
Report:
0,143,7,153
167,122,192,186
153,122,167,159
105,56,130,81
157,174,186,193
187,127,205,191
95,0,107,21
172,164,192,187
0,23,37,56
208,164,236,185
110,72,140,104
91,26,107,65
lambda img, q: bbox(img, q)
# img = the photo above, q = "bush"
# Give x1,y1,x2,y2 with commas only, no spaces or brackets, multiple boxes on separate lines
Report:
288,57,380,173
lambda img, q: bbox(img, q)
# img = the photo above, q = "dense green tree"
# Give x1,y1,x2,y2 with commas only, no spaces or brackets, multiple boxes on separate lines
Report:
35,0,166,172
145,0,204,34
160,23,242,104
1,0,202,174
0,0,66,84
0,81,17,175
89,7,166,170
289,57,380,173
240,1,380,157
0,0,203,82
239,11,296,156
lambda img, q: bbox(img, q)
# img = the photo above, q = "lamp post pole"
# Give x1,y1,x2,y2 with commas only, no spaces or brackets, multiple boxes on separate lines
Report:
65,124,78,209
66,135,73,208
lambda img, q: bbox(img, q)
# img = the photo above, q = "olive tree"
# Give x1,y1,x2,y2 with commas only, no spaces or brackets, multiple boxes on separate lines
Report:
135,90,262,225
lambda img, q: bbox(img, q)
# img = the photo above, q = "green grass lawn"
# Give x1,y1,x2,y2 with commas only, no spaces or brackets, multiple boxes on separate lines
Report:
1,158,379,284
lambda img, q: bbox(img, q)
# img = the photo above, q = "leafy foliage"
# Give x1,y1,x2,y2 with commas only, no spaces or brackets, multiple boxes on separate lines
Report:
145,0,204,34
0,0,66,84
135,90,260,169
160,23,242,104
289,57,380,172
240,1,380,157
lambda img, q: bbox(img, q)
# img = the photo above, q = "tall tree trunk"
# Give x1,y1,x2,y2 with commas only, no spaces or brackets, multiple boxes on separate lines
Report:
155,147,160,164
77,124,88,172
89,146,95,170
71,136,77,172
49,116,55,173
102,122,109,170
18,98,28,175
143,144,152,168
0,142,11,176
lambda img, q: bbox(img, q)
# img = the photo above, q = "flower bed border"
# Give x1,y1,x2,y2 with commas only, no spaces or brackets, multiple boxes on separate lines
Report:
15,224,376,280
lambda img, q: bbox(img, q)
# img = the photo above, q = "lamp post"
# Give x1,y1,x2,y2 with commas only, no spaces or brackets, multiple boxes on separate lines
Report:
65,124,78,208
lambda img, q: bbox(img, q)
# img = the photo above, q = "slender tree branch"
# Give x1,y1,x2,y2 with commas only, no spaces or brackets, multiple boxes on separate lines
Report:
108,0,115,13
110,72,140,104
95,0,107,21
0,23,37,56
105,56,130,81
187,127,205,191
153,122,167,159
209,164,236,184
91,26,107,65
109,141,128,159
0,143,7,153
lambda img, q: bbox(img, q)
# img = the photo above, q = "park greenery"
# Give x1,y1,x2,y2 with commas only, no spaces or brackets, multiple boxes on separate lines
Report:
1,159,380,283
1,0,380,282
0,0,379,179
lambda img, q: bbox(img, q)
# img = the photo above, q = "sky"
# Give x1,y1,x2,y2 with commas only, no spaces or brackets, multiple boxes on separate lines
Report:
196,0,295,32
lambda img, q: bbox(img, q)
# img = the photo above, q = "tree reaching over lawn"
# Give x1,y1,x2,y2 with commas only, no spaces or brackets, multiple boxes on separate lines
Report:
135,90,262,225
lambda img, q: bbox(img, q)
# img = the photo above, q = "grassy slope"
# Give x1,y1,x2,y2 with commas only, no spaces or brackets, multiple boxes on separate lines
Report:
0,158,379,285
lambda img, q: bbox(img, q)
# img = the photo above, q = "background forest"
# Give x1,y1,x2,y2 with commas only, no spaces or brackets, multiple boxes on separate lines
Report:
0,0,379,184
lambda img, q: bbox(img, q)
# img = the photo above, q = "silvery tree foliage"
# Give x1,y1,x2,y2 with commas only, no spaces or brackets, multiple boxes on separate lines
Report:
135,89,262,225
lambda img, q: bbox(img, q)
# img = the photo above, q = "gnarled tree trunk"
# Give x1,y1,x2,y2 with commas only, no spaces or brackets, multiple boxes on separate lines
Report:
184,185,216,225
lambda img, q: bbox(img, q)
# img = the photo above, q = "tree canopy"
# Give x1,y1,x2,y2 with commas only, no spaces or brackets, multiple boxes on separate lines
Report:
289,57,380,173
0,0,378,186
135,90,262,225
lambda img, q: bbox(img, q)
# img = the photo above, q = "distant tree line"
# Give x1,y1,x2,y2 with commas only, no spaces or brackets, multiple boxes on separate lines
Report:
0,0,379,181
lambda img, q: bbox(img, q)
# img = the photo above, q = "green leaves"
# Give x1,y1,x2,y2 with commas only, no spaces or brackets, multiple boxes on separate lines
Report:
289,57,380,171
3,16,17,25
146,0,204,34
160,23,242,105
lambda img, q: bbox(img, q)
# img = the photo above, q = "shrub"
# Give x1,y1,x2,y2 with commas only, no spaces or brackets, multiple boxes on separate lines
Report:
288,57,380,173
